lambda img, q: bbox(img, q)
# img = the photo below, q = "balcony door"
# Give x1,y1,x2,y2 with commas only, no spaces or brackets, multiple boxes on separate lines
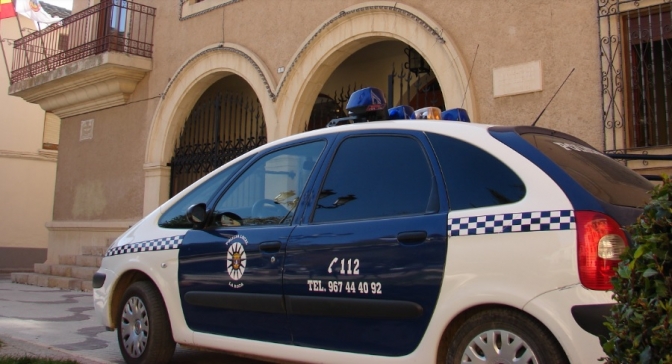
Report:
96,0,128,53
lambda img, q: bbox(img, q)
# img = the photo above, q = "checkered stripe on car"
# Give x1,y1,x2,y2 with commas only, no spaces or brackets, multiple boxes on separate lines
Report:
106,235,184,257
447,210,575,237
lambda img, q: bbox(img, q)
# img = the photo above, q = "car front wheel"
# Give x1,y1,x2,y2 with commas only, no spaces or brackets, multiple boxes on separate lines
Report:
117,281,176,364
445,308,568,364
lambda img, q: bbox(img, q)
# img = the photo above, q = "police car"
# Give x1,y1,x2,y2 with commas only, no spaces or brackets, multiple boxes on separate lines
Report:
93,87,653,364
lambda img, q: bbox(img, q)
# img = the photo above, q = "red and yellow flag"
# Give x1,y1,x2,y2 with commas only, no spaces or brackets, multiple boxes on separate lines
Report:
0,0,16,19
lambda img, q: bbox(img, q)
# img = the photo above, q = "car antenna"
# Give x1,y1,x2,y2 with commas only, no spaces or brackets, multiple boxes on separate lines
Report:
531,68,575,126
460,44,479,109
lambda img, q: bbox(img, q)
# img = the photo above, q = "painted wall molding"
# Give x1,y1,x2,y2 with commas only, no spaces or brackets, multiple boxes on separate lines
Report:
0,149,57,162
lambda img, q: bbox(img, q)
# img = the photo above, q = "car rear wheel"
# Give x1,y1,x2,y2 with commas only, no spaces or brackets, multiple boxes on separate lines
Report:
445,308,568,364
117,281,175,364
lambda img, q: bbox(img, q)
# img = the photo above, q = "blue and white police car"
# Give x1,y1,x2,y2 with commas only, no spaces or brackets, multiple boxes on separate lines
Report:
93,87,653,364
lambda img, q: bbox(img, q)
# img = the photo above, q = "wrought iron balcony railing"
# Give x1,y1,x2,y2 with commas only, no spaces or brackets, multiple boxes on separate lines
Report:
11,0,155,84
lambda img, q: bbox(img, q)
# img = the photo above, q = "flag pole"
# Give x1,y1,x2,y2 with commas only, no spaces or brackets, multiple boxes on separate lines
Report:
12,0,33,78
0,29,12,81
12,0,23,37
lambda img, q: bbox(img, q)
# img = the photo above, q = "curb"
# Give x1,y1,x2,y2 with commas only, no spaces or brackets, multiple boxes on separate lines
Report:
0,334,112,364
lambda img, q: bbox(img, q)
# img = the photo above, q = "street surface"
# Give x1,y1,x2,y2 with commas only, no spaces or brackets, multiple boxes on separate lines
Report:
0,274,269,363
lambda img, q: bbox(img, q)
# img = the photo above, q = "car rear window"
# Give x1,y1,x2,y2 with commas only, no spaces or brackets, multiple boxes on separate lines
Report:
427,133,526,210
521,133,652,207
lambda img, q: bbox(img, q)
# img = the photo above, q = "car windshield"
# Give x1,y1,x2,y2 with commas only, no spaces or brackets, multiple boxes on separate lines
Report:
521,133,652,208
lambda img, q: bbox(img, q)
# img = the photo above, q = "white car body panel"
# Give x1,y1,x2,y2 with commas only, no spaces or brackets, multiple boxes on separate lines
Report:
93,119,622,363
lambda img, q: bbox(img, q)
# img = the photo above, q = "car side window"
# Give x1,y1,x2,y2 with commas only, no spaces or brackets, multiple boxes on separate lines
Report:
311,134,437,223
427,132,526,210
158,157,250,229
212,140,326,227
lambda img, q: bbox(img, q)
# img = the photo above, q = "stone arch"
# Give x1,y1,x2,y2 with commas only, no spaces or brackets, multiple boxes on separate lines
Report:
275,1,476,138
143,43,277,214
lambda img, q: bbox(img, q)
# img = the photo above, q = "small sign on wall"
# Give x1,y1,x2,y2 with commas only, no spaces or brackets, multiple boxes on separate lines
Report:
493,60,543,98
80,119,94,141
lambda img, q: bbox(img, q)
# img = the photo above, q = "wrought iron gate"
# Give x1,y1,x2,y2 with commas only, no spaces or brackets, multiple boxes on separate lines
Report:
306,64,445,131
306,85,362,130
387,64,444,110
169,92,266,196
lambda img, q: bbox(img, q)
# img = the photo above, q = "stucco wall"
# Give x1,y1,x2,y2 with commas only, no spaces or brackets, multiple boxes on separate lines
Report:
1,19,49,152
0,158,56,248
151,0,600,143
52,0,603,224
0,16,57,269
53,99,153,221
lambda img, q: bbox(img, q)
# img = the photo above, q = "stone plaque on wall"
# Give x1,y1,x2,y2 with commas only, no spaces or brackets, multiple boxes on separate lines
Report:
80,119,94,141
493,60,543,98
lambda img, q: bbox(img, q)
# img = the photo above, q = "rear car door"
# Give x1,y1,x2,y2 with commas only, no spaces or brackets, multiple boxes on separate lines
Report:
178,140,326,344
283,131,448,356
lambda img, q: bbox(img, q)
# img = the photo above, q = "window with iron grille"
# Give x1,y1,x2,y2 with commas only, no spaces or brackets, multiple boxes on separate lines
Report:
600,1,672,152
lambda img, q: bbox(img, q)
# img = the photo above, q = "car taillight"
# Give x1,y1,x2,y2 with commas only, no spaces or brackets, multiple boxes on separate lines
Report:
575,211,628,290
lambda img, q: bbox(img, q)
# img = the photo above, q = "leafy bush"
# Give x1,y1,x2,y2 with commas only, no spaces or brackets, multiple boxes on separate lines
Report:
602,175,672,364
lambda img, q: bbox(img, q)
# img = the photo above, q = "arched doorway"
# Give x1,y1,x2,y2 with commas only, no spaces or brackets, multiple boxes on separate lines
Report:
275,2,475,139
304,41,447,131
169,76,267,196
144,44,277,215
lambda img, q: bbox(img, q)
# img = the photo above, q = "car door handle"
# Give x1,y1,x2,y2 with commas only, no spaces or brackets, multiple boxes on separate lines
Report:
259,241,282,253
397,231,427,245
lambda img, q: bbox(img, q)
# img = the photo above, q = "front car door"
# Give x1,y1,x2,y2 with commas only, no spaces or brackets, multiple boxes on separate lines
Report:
283,131,448,356
178,140,327,344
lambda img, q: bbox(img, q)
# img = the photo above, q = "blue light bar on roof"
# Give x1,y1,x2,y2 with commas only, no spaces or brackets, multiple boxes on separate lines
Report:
346,87,387,116
441,108,471,122
388,105,414,120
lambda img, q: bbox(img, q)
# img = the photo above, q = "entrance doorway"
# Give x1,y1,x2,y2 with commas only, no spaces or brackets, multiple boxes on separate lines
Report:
169,76,267,196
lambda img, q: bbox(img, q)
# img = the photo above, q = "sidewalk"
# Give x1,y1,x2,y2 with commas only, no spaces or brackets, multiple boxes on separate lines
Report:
0,274,267,364
0,335,105,364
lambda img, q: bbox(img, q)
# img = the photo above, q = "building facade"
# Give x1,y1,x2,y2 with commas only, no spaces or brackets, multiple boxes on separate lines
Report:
0,14,58,271
7,0,672,269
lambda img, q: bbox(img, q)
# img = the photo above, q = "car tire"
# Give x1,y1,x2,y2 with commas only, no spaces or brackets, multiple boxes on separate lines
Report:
117,281,176,364
445,308,568,364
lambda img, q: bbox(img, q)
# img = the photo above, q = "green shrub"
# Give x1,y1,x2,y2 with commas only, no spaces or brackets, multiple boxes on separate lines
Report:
602,175,672,364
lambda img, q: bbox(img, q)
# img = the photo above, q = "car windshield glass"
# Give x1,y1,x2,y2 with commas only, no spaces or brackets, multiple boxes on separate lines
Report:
158,156,250,228
521,133,652,207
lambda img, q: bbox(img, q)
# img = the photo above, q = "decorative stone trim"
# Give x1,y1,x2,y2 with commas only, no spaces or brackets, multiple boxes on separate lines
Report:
167,4,445,104
274,5,446,98
179,0,243,21
9,53,152,119
162,45,277,101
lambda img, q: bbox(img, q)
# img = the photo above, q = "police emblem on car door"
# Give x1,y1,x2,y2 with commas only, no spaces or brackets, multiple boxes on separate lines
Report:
178,140,327,343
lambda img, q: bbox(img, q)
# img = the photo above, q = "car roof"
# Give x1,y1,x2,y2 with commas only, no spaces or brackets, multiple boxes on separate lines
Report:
270,119,494,145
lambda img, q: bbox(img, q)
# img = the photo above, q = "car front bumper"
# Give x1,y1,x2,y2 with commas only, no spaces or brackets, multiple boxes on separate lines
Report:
93,267,117,330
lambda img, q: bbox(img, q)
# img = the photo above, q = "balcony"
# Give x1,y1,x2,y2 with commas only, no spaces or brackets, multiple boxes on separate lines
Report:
8,0,155,118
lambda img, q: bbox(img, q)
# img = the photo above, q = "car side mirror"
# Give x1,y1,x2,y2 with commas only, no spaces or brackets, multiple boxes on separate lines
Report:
186,203,207,229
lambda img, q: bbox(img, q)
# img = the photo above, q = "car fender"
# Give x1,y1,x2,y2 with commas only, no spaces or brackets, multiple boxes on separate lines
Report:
98,248,193,345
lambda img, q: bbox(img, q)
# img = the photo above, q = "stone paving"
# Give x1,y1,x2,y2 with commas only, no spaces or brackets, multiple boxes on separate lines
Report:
0,274,270,364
